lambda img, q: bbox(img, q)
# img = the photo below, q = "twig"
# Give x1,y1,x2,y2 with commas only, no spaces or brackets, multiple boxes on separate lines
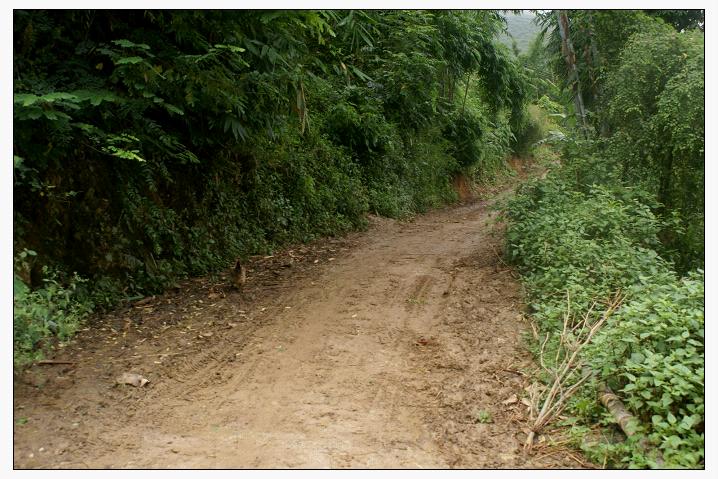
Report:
489,243,513,269
538,332,550,371
566,451,593,468
37,359,76,365
557,290,571,363
526,316,539,340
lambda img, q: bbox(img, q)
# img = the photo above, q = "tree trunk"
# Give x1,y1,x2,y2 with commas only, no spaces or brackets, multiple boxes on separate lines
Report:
658,153,674,212
585,13,610,137
461,73,471,116
556,10,589,136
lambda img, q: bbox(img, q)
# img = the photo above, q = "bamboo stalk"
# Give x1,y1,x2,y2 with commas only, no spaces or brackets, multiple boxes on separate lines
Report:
597,382,639,436
594,375,664,467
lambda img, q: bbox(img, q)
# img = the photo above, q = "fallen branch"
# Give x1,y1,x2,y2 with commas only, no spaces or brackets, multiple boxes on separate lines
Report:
132,295,156,307
525,291,623,449
37,359,76,365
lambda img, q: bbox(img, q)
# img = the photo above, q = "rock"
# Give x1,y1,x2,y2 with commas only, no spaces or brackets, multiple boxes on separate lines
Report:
116,372,150,387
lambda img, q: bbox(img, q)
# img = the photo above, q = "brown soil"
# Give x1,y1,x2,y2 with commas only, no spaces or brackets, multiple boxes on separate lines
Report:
451,174,474,202
13,177,589,469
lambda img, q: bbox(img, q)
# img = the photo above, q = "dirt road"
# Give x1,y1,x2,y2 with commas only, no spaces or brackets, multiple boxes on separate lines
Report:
13,185,582,469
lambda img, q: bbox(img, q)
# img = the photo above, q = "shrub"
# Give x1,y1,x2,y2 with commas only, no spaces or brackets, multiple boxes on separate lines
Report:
442,109,484,171
504,148,704,468
13,262,93,367
511,104,546,157
584,272,704,468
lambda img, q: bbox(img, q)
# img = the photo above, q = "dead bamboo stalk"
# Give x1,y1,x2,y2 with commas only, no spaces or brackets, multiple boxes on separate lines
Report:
598,381,639,436
594,374,664,466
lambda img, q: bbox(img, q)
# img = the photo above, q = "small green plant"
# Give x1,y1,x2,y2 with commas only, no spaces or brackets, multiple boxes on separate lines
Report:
13,254,93,367
473,409,493,424
406,297,427,306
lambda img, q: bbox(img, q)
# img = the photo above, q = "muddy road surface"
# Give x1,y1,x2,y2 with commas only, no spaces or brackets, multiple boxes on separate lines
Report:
14,187,584,469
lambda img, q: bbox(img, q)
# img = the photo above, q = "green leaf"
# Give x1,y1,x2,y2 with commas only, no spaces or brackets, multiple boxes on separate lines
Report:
25,109,43,120
14,275,30,296
41,92,80,102
71,122,100,134
14,93,40,106
350,65,373,82
214,43,246,53
164,104,185,116
42,110,72,121
72,89,119,106
112,39,151,50
104,146,146,162
115,56,144,65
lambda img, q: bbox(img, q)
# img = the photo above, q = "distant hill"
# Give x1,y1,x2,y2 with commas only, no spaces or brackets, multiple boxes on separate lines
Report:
498,12,542,54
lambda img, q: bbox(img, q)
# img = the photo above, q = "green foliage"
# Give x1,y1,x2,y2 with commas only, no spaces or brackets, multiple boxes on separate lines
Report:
536,10,663,115
473,409,493,424
13,262,93,367
504,144,704,469
507,175,674,328
13,10,529,364
646,10,704,31
511,104,554,157
476,116,515,178
364,128,458,218
602,27,704,271
584,273,704,468
518,31,562,104
535,11,703,271
513,25,569,156
442,109,484,170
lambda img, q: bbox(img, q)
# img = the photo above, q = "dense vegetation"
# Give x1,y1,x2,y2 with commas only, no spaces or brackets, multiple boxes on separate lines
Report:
13,10,530,365
505,10,704,468
536,10,704,271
